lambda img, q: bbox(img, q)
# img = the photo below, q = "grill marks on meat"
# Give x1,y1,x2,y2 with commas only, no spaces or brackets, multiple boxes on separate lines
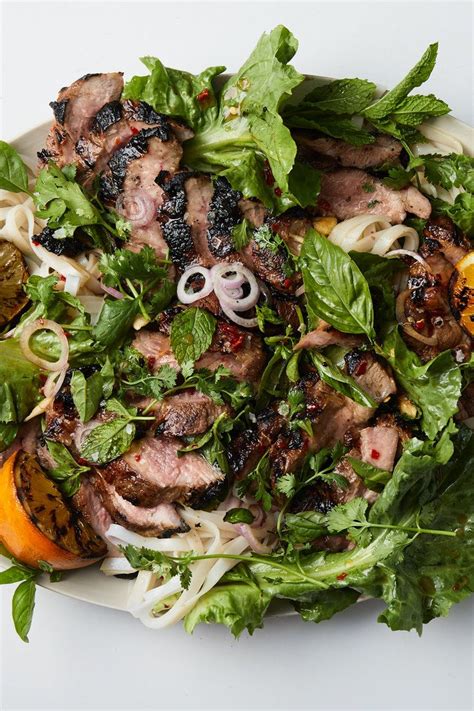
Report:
40,72,124,169
318,169,431,223
153,390,230,438
402,217,472,361
207,177,243,258
295,132,402,169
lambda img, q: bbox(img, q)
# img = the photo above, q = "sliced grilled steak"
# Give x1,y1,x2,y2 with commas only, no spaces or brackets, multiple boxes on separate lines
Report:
359,425,399,471
153,390,230,437
318,169,431,222
228,407,285,478
40,73,124,168
420,215,470,266
295,132,402,169
345,350,397,403
90,472,188,537
132,318,266,382
295,320,364,351
72,479,114,547
99,436,225,508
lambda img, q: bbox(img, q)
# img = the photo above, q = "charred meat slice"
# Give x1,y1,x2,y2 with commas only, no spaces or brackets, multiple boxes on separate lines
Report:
90,472,188,537
318,169,431,223
228,407,285,478
295,132,402,169
344,350,397,403
295,320,364,351
420,215,470,266
72,479,114,548
40,73,124,168
152,390,230,438
207,177,243,259
99,436,226,508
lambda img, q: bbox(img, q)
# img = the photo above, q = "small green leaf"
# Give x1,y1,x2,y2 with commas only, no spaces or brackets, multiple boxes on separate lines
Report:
0,141,30,193
12,579,36,643
224,508,255,525
170,308,216,366
70,370,103,422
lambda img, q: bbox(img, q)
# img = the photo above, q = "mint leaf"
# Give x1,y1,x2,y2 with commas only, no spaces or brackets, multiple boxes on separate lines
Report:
389,94,450,126
300,78,377,115
170,308,216,366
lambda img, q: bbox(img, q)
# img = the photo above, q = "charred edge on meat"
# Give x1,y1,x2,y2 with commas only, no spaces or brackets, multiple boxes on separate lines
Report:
100,125,172,201
207,176,242,258
91,100,124,134
157,171,200,271
35,226,85,257
49,100,68,125
289,481,338,514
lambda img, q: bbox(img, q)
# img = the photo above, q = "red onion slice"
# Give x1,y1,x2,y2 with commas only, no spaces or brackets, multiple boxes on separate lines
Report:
115,189,156,228
177,266,214,304
19,319,70,371
212,262,260,312
100,283,124,300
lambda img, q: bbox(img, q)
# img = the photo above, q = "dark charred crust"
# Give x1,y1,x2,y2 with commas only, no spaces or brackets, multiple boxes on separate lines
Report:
100,126,172,200
78,73,101,82
91,100,123,133
187,478,228,509
99,459,161,507
344,348,365,375
37,149,55,164
207,176,241,258
74,137,97,168
158,172,200,270
36,226,85,257
156,306,183,335
123,99,169,127
49,100,68,124
290,481,337,514
228,428,263,477
55,128,66,145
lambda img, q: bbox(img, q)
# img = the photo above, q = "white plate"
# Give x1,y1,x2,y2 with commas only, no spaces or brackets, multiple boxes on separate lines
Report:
1,108,473,618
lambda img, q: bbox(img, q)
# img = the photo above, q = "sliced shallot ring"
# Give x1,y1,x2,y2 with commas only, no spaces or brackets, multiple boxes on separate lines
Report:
385,249,432,272
212,262,259,312
177,266,214,304
19,319,69,371
220,302,258,329
115,189,156,228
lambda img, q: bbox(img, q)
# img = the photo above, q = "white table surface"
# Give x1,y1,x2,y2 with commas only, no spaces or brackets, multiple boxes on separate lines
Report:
0,2,473,710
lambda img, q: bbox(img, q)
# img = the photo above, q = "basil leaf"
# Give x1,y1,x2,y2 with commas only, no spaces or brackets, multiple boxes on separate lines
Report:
224,508,255,525
70,370,103,422
45,440,90,497
0,567,33,584
92,298,140,348
12,579,36,643
300,229,375,339
310,352,377,408
363,43,439,120
0,422,18,452
0,141,30,193
100,357,115,399
170,308,216,367
80,417,136,465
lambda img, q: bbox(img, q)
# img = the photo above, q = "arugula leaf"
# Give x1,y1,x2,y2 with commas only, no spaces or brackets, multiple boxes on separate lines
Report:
70,370,103,423
381,327,462,439
300,229,375,338
0,141,30,193
170,308,216,368
310,351,377,408
45,440,90,497
363,44,439,120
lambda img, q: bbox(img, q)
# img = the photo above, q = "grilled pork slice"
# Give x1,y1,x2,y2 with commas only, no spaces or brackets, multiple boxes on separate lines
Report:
72,479,115,548
39,73,124,168
153,390,230,437
132,317,266,382
318,169,431,223
295,132,402,169
359,425,399,471
90,472,188,537
99,436,225,509
420,215,470,267
295,320,364,351
344,350,397,403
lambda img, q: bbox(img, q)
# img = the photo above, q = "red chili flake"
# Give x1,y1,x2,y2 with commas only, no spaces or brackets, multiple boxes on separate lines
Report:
196,88,210,103
414,318,425,332
274,187,282,197
59,275,66,282
115,138,121,146
355,360,367,376
263,160,275,186
77,457,88,465
219,322,245,352
318,199,331,212
39,374,47,386
337,572,348,581
147,356,156,370
283,278,292,290
371,449,380,460
134,454,142,462
130,126,140,135
271,219,283,233
64,331,71,339
32,239,40,246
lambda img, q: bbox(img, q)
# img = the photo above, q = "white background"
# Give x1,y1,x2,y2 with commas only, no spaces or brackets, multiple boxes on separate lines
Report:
0,1,473,710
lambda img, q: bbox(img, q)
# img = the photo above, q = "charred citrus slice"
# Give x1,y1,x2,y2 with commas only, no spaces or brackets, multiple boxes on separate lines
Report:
0,451,106,569
0,240,29,328
450,251,474,336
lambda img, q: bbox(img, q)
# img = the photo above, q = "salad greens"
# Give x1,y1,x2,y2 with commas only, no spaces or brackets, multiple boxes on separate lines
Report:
0,140,30,193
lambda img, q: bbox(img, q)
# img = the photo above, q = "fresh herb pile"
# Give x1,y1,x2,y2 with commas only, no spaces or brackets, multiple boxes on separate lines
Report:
0,25,473,640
